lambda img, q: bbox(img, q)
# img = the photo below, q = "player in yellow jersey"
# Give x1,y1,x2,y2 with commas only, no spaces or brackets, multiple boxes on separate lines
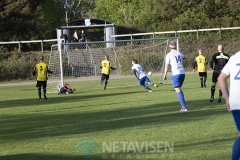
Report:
100,54,115,90
193,49,208,88
33,56,53,101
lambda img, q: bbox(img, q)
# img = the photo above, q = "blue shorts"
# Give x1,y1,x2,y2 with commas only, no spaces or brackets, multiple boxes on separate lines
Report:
231,110,240,132
171,74,185,88
139,76,151,86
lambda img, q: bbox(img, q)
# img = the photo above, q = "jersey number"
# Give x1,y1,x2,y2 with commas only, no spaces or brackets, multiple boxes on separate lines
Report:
40,66,43,71
198,58,202,63
137,66,143,71
234,63,240,80
175,55,181,63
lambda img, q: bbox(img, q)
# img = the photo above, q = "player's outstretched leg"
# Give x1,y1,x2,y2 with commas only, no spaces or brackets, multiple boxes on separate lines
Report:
209,85,215,102
143,86,153,92
149,82,158,88
38,87,42,101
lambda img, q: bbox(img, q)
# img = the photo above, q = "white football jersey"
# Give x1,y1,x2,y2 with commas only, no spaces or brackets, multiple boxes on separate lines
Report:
131,64,146,79
165,50,185,75
221,51,240,110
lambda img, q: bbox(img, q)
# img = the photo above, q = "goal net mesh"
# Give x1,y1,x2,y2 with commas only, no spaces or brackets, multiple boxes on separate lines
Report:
47,38,178,93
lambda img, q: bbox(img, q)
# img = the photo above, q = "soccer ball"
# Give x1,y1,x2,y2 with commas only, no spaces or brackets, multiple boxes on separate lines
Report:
148,71,152,76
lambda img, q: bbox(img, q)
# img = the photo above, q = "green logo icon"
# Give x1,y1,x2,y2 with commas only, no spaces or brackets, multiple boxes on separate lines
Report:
75,140,99,158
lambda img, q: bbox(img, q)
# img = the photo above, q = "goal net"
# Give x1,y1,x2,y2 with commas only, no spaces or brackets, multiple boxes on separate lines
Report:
47,37,178,92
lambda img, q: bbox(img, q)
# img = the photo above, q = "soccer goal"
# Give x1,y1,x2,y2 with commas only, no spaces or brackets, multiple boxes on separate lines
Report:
47,37,179,92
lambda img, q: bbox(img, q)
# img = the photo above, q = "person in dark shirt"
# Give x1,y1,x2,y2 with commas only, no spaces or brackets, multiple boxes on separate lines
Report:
79,30,87,42
60,30,68,43
209,44,230,103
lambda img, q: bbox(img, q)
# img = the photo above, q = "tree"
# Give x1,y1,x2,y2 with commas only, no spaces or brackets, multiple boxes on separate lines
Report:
36,0,65,39
0,0,43,41
57,0,96,23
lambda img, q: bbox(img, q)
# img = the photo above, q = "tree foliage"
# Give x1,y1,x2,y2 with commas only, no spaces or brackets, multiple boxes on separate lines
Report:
0,0,240,44
0,0,43,41
94,0,240,33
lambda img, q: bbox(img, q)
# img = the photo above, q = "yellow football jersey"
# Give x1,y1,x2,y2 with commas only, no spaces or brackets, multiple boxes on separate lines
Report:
34,62,48,81
195,55,207,72
100,60,111,75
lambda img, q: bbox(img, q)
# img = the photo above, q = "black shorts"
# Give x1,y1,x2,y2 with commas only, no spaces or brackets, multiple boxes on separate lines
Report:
101,74,109,81
212,70,221,83
36,81,47,88
198,72,207,77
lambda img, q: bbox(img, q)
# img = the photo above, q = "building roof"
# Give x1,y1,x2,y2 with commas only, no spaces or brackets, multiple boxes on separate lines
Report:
57,18,116,30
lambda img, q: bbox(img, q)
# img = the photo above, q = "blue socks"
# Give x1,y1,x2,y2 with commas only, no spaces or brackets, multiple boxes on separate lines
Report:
143,86,151,90
232,136,240,160
177,92,187,109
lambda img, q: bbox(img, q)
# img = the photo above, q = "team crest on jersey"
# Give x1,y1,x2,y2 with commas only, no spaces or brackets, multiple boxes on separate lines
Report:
85,19,91,26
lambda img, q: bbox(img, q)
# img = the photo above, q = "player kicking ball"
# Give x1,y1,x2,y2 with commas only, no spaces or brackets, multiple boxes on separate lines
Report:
131,59,158,92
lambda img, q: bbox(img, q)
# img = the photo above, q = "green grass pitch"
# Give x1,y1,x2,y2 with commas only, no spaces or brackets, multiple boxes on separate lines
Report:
0,73,235,160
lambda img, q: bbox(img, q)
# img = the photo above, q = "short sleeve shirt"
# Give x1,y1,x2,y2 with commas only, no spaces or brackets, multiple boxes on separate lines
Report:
165,50,185,75
221,51,240,110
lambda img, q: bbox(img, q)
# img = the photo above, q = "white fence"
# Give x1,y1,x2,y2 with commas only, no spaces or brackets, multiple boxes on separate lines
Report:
0,39,60,53
110,27,240,40
1,26,240,52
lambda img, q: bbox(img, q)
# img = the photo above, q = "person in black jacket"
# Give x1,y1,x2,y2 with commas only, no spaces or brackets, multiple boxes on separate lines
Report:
209,44,230,103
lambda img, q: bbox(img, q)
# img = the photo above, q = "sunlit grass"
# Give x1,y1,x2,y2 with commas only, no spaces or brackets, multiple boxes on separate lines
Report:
0,73,235,160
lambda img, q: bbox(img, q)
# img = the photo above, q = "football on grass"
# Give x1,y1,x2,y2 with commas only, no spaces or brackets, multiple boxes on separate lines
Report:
148,71,152,76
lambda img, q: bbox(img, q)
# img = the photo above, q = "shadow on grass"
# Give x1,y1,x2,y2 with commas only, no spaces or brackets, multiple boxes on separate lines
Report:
0,95,229,141
0,90,140,109
0,153,100,160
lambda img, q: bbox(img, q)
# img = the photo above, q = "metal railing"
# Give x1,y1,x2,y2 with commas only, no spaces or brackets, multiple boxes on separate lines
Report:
1,26,240,53
0,39,62,53
110,27,240,40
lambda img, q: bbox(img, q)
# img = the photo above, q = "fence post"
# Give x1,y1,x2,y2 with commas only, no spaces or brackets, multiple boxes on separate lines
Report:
18,41,21,51
197,29,199,40
219,28,222,40
41,40,44,53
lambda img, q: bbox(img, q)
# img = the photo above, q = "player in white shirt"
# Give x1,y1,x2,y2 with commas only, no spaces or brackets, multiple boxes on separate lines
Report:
163,41,187,111
218,51,240,160
131,59,158,92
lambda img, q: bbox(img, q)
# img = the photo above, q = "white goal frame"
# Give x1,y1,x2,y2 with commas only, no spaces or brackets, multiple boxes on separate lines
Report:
48,37,179,92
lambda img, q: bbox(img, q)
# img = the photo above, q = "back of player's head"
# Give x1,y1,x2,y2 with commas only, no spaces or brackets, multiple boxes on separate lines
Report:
169,41,176,49
40,56,44,61
132,59,137,64
105,54,109,60
218,44,224,52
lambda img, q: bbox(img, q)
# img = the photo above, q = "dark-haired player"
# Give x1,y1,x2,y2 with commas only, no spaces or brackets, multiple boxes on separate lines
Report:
193,49,208,88
33,56,53,101
131,59,158,92
100,54,115,90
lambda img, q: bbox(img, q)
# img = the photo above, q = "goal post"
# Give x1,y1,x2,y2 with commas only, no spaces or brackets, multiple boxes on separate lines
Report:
47,37,179,92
